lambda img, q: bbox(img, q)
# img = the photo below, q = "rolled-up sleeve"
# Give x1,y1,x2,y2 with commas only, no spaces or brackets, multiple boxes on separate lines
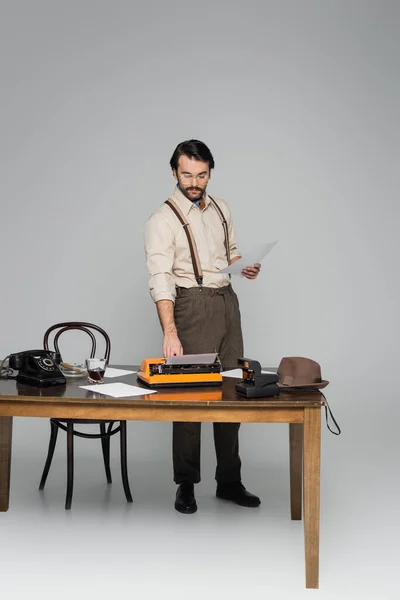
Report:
144,214,176,303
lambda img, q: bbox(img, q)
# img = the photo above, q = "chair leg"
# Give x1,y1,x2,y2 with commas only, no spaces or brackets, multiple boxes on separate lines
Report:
39,420,59,490
100,423,112,483
120,421,133,502
65,422,74,510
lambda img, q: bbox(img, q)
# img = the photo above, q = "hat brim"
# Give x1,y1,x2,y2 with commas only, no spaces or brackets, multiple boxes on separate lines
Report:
278,380,329,390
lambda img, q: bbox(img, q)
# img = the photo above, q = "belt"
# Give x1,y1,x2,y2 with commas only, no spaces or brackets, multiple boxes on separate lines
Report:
175,284,232,297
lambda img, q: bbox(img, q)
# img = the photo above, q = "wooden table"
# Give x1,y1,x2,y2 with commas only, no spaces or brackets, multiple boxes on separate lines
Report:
0,371,324,588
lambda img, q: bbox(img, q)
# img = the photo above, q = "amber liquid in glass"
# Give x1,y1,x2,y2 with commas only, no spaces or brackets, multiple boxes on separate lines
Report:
87,368,105,382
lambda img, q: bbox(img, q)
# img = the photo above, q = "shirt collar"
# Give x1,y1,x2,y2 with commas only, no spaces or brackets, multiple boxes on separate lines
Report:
171,185,209,217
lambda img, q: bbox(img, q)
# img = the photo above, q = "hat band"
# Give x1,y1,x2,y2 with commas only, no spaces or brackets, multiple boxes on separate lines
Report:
281,375,322,386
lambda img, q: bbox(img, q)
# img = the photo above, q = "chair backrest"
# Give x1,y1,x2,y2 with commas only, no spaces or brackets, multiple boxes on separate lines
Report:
43,322,111,363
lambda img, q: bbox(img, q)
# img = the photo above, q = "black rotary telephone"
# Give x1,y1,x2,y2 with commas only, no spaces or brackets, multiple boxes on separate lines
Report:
8,350,66,387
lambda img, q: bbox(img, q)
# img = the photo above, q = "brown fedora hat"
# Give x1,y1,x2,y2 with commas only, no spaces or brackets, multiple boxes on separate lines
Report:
277,357,329,390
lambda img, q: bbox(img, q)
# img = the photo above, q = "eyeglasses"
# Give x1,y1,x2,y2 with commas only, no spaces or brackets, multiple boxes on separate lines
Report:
180,172,209,181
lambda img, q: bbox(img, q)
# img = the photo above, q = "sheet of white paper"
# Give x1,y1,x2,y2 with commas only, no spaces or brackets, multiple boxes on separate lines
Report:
221,369,276,378
165,353,218,365
221,369,243,378
79,383,157,398
104,367,137,378
219,240,278,275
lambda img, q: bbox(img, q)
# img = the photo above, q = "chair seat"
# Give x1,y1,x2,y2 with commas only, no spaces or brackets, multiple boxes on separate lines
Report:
51,418,117,424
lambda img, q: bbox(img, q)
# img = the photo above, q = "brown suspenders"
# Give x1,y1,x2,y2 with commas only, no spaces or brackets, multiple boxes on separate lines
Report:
164,196,230,287
209,196,231,267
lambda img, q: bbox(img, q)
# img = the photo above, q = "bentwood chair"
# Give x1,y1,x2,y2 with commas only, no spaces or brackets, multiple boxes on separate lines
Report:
39,321,133,510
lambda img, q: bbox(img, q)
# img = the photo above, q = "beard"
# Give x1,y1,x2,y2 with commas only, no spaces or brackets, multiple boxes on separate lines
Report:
178,183,206,202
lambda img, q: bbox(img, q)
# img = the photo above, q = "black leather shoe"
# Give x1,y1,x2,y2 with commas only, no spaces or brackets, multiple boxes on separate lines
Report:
216,482,261,507
175,483,197,514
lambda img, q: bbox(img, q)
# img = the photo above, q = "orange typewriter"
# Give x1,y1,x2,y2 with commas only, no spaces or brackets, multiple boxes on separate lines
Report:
137,353,223,388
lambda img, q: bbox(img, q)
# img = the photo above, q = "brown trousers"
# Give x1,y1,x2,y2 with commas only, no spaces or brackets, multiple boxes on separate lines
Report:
173,284,244,484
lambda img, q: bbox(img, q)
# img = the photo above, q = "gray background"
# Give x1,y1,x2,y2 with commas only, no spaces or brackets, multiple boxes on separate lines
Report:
0,1,399,598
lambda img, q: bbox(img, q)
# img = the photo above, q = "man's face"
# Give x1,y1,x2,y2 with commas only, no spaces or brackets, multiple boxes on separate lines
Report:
173,155,210,202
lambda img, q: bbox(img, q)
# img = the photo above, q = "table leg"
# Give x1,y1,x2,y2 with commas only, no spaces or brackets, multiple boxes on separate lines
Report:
303,407,321,589
289,423,303,520
0,417,13,512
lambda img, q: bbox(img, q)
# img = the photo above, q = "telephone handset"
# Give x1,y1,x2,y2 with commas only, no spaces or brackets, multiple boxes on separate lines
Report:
9,350,66,387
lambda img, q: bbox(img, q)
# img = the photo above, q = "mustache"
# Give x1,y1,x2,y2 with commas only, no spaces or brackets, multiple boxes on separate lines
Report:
187,187,203,192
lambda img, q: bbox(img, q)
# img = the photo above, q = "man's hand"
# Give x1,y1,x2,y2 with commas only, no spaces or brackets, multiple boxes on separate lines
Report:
163,333,183,358
241,263,261,279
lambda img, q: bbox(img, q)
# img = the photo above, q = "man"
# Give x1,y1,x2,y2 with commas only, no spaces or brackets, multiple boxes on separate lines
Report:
144,139,261,514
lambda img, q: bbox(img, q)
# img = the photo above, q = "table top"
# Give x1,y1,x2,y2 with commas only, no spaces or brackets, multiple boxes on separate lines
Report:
0,366,325,409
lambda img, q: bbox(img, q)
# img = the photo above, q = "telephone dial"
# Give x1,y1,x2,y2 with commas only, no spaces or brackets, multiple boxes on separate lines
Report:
8,350,66,387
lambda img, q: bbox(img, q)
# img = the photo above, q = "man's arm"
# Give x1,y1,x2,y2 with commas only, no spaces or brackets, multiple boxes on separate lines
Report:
226,206,261,279
156,300,183,357
144,214,183,356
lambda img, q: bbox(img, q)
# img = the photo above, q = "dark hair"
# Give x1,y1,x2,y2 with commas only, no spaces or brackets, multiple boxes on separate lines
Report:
170,139,215,172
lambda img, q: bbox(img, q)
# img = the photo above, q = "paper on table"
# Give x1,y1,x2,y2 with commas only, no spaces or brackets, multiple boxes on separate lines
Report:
219,240,278,275
165,353,218,365
221,369,243,378
79,383,157,398
221,368,276,378
104,367,137,378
